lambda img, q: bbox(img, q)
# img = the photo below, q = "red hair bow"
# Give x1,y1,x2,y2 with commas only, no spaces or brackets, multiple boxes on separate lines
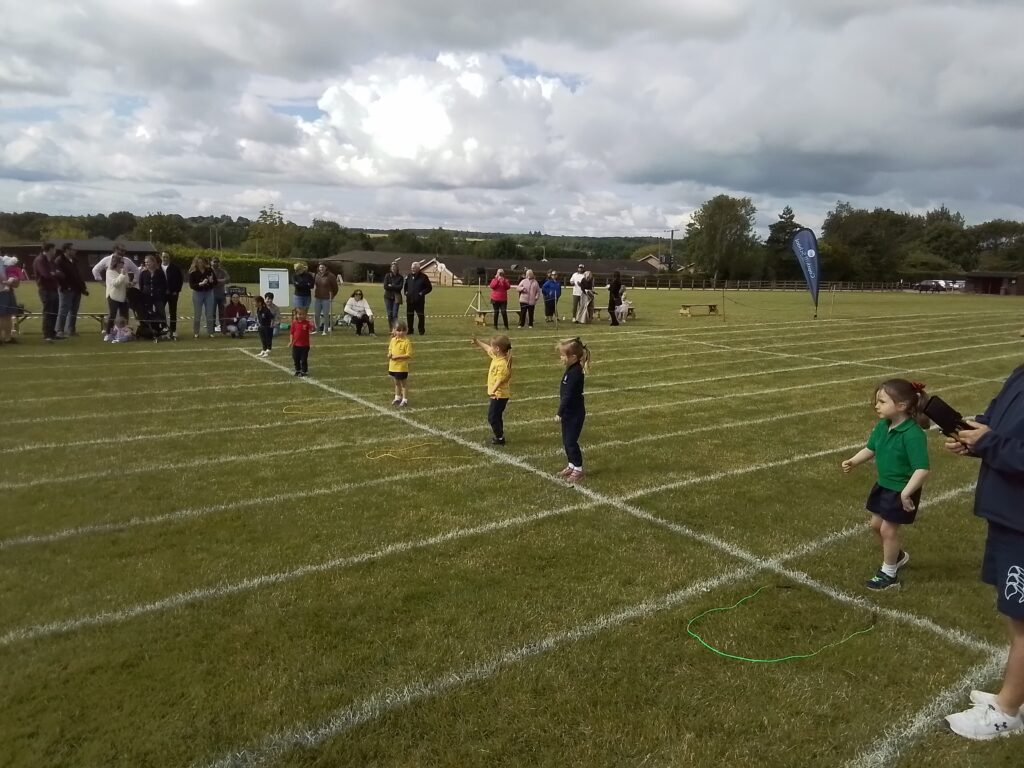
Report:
911,381,927,392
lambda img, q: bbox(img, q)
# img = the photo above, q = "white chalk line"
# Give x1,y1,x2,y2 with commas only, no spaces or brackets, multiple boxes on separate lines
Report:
6,310,1011,364
0,465,478,551
843,651,1006,768
3,396,302,427
1,431,399,490
1,411,375,456
531,380,986,459
0,502,595,647
10,378,294,405
243,351,994,657
195,484,980,768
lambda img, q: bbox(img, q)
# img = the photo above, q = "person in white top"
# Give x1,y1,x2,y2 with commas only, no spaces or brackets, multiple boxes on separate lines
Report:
104,254,130,333
343,289,376,335
92,244,140,282
569,264,585,323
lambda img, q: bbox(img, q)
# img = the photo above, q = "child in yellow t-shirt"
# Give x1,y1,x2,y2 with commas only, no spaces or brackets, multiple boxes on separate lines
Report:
472,334,512,445
387,320,413,407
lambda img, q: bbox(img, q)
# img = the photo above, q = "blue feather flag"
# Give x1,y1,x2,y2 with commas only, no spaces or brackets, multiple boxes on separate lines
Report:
790,228,821,317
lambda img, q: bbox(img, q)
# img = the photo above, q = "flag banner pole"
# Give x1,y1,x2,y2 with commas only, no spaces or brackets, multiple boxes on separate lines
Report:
790,228,821,321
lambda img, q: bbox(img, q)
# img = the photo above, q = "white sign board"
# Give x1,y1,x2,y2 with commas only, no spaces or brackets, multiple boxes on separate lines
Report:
259,268,291,306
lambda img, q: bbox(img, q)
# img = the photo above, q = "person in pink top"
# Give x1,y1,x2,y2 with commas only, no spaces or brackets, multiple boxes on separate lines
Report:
488,268,511,330
516,269,541,329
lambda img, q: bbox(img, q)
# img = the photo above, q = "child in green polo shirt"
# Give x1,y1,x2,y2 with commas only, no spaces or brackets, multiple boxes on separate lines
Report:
842,379,931,590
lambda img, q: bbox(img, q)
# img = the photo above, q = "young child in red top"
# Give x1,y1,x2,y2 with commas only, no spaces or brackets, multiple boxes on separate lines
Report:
288,307,315,377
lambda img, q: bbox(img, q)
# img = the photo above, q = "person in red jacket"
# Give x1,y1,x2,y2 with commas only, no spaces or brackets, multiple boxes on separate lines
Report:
489,268,511,330
288,307,315,377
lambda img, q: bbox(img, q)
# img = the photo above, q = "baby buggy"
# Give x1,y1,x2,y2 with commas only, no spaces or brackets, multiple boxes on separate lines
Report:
127,286,170,342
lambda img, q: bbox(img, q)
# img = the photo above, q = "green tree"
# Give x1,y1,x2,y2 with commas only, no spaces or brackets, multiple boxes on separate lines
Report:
248,205,296,259
41,218,89,241
763,205,805,280
131,212,188,245
681,195,763,280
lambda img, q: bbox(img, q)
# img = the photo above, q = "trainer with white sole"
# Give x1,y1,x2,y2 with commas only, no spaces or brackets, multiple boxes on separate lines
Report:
943,365,1024,740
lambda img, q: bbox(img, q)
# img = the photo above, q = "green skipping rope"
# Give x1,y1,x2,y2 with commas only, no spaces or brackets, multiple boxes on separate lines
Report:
686,586,876,663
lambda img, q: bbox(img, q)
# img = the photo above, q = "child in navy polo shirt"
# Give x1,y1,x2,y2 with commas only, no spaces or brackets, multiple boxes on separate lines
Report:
842,379,931,590
555,337,590,484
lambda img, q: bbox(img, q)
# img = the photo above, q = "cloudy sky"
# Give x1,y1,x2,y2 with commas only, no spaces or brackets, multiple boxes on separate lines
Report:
2,0,1023,235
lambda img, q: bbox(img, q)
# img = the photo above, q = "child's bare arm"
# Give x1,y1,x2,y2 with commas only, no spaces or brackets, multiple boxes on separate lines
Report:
841,448,875,473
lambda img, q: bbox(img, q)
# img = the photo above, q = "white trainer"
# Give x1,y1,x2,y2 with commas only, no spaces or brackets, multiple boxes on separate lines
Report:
969,690,1024,714
946,703,1024,740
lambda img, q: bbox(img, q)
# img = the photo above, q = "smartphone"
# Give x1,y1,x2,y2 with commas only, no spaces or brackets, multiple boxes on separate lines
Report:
923,395,972,436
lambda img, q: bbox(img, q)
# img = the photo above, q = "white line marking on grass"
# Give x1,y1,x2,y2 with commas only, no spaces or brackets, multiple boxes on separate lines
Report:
195,483,980,768
0,465,476,550
534,381,986,458
6,311,1015,362
620,443,864,499
9,379,293,405
0,502,593,647
3,397,303,427
244,350,992,658
197,564,765,768
0,412,373,456
0,431,392,490
843,651,1007,768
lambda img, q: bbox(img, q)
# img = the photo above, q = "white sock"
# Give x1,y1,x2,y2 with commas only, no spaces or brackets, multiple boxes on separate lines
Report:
567,464,576,470
881,562,898,578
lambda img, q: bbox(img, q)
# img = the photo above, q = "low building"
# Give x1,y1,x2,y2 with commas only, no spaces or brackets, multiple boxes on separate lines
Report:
0,238,158,281
965,271,1024,296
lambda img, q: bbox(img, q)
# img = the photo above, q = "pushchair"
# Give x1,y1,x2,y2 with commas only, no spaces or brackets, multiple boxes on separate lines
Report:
127,286,170,342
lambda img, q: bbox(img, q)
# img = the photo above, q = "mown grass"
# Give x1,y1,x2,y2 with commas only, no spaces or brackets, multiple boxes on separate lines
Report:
2,285,1023,767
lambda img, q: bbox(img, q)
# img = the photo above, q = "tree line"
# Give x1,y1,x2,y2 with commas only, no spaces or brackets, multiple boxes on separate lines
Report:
681,197,1024,282
2,199,1022,281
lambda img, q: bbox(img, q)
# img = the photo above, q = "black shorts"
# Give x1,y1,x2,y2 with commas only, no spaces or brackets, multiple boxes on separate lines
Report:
389,371,408,380
866,483,920,525
982,522,1024,620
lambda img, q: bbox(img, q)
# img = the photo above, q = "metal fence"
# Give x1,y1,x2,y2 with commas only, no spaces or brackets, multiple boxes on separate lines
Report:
618,277,903,292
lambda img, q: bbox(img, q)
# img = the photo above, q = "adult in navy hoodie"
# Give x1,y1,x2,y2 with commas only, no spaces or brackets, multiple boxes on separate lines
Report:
944,365,1024,739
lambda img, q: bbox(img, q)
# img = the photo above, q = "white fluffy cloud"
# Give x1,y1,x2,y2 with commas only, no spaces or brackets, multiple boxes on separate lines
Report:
1,0,1023,234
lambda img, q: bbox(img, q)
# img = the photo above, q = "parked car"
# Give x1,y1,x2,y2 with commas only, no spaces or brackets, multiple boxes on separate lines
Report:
916,279,948,293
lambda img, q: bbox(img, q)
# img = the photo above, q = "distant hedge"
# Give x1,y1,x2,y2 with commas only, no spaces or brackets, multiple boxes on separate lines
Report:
162,247,301,282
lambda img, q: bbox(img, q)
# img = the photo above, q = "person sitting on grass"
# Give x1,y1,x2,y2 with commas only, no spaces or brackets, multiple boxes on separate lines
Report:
343,289,376,336
103,316,135,343
222,293,250,338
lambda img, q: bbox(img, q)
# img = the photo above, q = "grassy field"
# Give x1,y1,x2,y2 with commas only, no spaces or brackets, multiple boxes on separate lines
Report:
3,284,1024,767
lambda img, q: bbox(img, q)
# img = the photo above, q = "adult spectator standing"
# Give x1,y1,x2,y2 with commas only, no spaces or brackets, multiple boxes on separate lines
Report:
55,243,88,338
343,289,376,335
313,263,340,335
293,263,315,311
188,256,218,338
160,252,183,340
210,256,230,330
383,262,404,329
607,271,623,327
569,263,585,323
542,270,561,323
139,254,168,335
91,243,140,283
33,243,62,342
944,366,1024,740
0,257,21,344
404,261,432,336
516,269,541,329
104,253,130,334
489,268,511,330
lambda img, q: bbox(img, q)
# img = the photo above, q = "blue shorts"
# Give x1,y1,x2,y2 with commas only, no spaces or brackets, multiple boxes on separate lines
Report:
866,483,920,525
981,522,1024,620
389,371,408,380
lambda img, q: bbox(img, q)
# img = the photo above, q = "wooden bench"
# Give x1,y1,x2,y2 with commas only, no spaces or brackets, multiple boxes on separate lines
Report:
679,303,718,318
15,311,107,331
